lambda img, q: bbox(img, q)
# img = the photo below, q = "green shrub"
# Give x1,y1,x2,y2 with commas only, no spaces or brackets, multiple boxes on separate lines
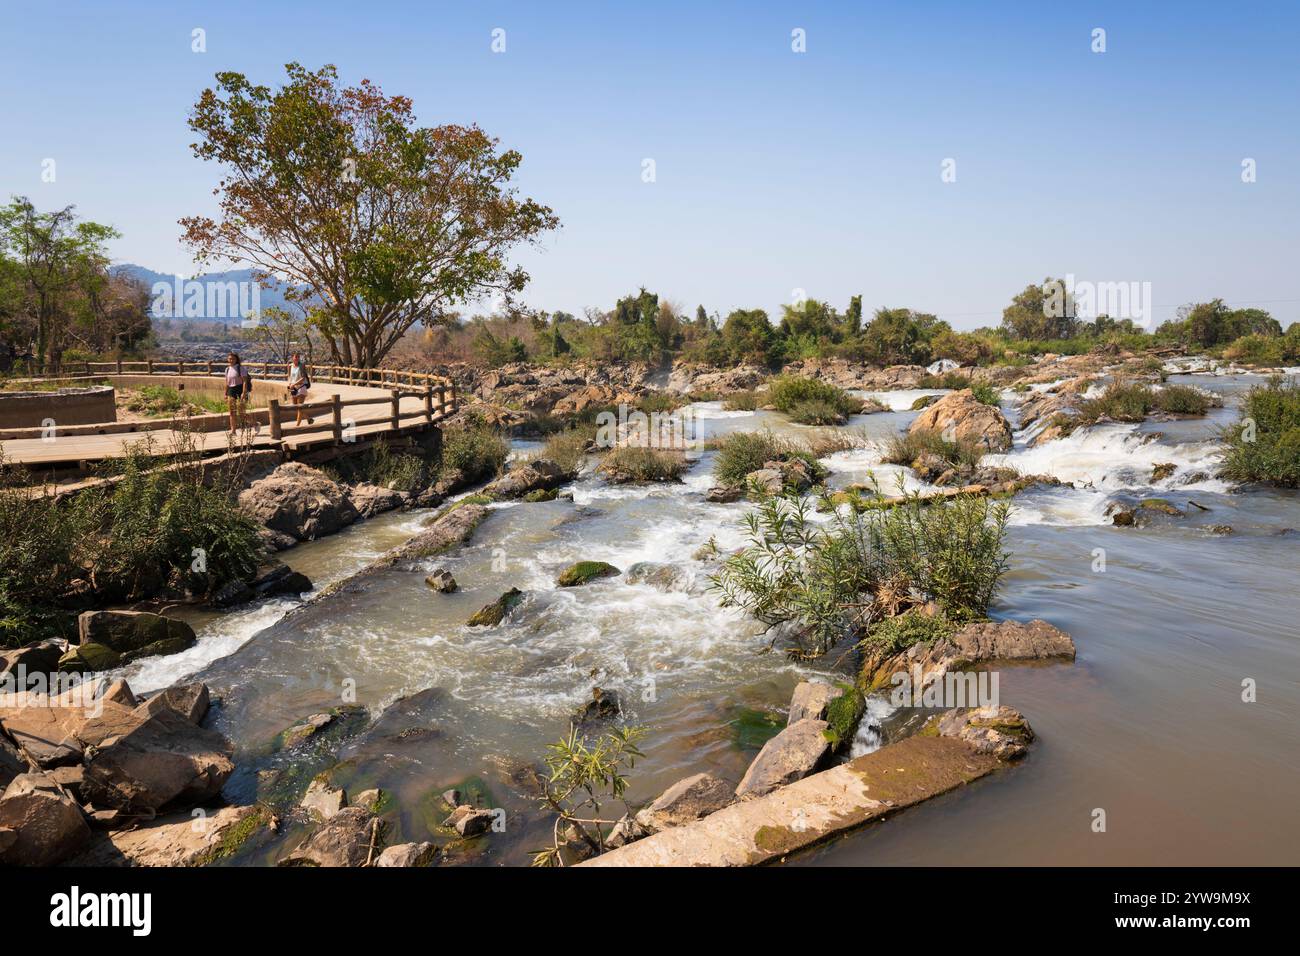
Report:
598,445,688,483
722,389,762,411
1219,377,1300,487
1223,334,1285,366
787,398,847,425
1154,384,1211,416
712,430,829,487
637,392,684,414
916,371,971,389
712,491,1010,658
882,430,986,470
439,415,510,482
766,375,860,419
864,607,957,654
969,382,1001,407
1075,381,1212,425
75,441,264,601
324,437,428,492
1075,382,1154,424
0,438,265,643
537,428,590,476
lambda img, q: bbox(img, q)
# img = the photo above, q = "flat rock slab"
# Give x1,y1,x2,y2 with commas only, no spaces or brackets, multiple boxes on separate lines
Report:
581,735,1000,867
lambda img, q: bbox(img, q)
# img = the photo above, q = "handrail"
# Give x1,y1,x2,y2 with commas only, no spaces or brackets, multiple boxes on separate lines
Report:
0,363,459,447
10,359,454,392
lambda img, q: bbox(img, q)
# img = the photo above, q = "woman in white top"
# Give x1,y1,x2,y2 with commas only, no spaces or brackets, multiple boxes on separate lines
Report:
287,352,313,425
224,352,251,432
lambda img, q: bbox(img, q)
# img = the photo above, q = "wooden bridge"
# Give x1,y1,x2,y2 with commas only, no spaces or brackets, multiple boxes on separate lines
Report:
0,360,459,471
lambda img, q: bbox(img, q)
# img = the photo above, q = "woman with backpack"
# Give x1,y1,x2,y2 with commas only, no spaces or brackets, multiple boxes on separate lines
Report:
287,352,313,425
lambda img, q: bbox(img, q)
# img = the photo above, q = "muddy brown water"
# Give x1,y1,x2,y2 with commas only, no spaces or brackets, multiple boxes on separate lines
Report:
119,372,1300,865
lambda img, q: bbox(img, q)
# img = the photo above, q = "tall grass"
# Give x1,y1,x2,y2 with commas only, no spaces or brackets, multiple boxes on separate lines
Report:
766,375,861,420
1219,377,1300,487
712,430,828,487
0,435,264,643
439,414,510,483
882,430,986,470
711,491,1010,659
323,437,429,492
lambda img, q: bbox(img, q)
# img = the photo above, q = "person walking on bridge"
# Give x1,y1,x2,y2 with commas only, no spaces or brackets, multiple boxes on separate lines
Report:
287,352,313,425
225,352,252,432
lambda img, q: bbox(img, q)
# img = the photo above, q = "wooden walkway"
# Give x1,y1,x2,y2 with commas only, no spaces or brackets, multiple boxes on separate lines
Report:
0,361,458,468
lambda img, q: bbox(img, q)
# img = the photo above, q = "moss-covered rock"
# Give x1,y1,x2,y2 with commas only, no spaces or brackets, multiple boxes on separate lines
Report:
821,683,866,751
467,588,525,626
522,487,559,502
556,561,621,587
271,705,369,753
193,807,272,867
57,642,121,673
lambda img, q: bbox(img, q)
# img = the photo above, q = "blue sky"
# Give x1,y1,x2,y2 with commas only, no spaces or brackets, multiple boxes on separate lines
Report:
2,0,1297,329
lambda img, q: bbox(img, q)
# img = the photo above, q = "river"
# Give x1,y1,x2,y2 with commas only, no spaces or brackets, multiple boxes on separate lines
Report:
115,370,1300,865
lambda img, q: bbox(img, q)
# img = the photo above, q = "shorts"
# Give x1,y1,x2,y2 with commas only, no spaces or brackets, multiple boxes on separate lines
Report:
226,385,244,399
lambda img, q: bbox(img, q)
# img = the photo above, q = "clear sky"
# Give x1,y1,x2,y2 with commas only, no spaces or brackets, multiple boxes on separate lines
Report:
2,0,1297,329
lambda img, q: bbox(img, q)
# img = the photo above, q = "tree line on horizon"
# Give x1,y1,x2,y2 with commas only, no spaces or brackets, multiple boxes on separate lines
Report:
4,59,1297,375
419,284,1300,371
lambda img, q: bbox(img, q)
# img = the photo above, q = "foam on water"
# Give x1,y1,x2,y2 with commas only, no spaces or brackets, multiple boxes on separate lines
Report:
690,400,756,420
990,422,1226,495
854,388,949,411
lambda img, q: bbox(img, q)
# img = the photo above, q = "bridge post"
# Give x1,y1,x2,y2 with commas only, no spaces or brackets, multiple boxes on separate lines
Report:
424,386,433,424
390,389,400,431
268,399,282,440
332,394,343,444
147,359,154,374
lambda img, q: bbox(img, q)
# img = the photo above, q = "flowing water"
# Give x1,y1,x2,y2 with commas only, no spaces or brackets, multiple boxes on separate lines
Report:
116,372,1300,865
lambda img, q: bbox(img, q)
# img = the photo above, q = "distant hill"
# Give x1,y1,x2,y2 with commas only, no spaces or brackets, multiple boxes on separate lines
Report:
111,263,315,321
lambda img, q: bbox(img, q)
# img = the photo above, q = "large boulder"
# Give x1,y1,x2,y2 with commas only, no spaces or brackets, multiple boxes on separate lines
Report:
734,718,830,800
0,683,109,768
280,806,378,867
0,736,25,790
76,610,196,662
238,463,360,541
0,639,67,679
787,680,845,724
57,642,122,673
348,482,405,519
482,458,570,499
0,772,91,866
634,773,733,832
72,804,262,867
860,618,1075,694
78,702,235,813
908,388,1013,452
551,384,618,416
137,682,210,725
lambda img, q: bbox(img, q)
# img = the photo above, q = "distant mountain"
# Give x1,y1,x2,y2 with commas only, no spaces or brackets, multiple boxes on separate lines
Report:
111,263,315,321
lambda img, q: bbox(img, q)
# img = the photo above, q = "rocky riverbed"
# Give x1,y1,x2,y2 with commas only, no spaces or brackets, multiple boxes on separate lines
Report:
2,353,1297,866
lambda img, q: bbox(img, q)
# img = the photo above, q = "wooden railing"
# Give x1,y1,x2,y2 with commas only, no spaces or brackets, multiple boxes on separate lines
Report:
0,362,459,447
14,358,451,393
